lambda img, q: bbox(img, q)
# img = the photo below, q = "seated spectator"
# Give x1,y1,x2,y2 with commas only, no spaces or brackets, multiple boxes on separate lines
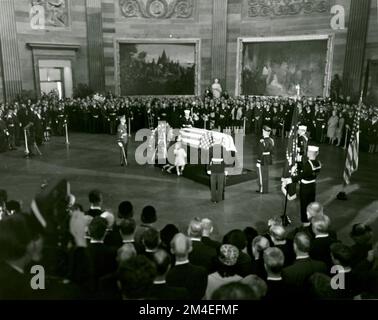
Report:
358,242,378,299
0,214,43,299
263,247,286,300
240,274,267,300
117,255,156,300
149,249,189,300
211,282,256,300
104,201,134,247
6,200,22,216
243,226,258,259
118,201,134,219
134,205,157,251
201,218,221,249
160,224,179,254
205,244,242,299
142,228,161,260
188,218,217,273
310,215,337,268
98,243,137,300
267,225,295,266
118,218,137,247
282,232,327,299
349,223,373,267
86,189,104,217
308,272,340,300
251,235,270,279
330,242,359,298
223,229,252,277
166,233,208,300
87,217,117,289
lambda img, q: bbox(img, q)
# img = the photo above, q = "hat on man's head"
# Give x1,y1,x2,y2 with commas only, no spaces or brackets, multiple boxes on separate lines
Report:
308,145,319,153
120,115,126,121
263,125,271,133
218,244,239,266
298,125,307,131
184,109,190,115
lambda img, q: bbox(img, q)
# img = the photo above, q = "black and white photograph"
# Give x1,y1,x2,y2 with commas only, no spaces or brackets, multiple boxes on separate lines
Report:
0,0,378,309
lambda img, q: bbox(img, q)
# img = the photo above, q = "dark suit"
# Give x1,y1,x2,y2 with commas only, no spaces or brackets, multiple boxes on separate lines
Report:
282,257,328,299
103,225,123,248
251,258,267,280
189,239,217,274
149,282,190,300
310,235,337,268
86,208,103,218
166,262,208,300
235,251,253,277
87,242,117,290
201,236,221,250
264,279,287,300
0,262,35,299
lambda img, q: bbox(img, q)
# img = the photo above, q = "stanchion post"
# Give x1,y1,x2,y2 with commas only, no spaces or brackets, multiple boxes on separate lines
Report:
65,121,70,145
24,129,29,156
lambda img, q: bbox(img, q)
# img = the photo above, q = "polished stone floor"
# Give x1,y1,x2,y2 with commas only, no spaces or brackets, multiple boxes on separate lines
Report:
0,132,377,245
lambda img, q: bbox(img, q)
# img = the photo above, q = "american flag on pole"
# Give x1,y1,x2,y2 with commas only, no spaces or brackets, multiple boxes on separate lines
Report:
281,102,299,200
343,96,362,185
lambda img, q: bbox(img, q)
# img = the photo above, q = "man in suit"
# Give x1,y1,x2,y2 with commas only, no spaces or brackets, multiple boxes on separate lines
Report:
282,232,328,299
187,218,217,274
134,205,157,253
87,217,117,291
267,225,295,267
256,125,274,194
263,247,286,300
117,115,128,166
296,125,308,167
149,249,189,300
141,227,160,261
251,236,270,280
201,218,221,250
166,233,208,300
86,189,104,218
310,215,337,269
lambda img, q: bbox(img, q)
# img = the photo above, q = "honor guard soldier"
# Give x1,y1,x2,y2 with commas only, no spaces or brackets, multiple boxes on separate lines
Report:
256,125,274,194
181,110,194,128
117,115,128,166
286,145,321,224
107,105,118,135
297,125,309,167
207,140,228,203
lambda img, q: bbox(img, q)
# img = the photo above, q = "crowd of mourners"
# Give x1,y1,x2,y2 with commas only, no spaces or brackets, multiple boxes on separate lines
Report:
0,187,377,300
1,90,378,154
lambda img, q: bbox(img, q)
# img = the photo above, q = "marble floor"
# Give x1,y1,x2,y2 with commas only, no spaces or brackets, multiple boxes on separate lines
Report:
0,132,377,245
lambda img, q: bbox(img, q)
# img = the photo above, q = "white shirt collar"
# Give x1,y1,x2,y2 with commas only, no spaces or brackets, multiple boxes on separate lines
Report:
7,263,24,274
90,205,102,210
175,259,189,266
153,280,166,285
296,254,310,260
90,240,104,244
190,237,201,242
315,233,329,238
122,239,134,243
267,276,282,281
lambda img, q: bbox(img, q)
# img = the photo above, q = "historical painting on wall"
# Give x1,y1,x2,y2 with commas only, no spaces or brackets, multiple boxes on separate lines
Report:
241,39,329,97
30,0,70,29
119,43,196,95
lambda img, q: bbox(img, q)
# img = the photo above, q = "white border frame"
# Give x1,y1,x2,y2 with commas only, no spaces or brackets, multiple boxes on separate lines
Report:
235,34,335,97
114,38,201,96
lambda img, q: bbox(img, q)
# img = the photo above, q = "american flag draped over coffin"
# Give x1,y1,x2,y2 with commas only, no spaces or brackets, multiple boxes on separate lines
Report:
179,127,237,152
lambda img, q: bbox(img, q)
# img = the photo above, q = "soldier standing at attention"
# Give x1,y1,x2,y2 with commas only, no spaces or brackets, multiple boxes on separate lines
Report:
256,125,274,194
117,115,128,167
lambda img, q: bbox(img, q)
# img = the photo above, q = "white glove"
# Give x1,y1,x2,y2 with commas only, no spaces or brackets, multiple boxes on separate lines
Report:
256,162,261,168
207,170,211,175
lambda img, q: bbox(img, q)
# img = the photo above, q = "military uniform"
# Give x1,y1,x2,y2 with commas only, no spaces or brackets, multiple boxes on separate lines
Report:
292,154,321,223
256,128,274,194
253,105,263,136
207,144,226,203
117,121,128,166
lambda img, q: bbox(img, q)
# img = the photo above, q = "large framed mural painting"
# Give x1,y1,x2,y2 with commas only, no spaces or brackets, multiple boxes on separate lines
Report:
236,35,334,97
116,39,200,96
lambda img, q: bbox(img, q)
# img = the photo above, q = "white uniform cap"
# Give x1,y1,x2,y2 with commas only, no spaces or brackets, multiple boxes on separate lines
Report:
298,125,307,131
184,109,190,115
308,145,319,152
